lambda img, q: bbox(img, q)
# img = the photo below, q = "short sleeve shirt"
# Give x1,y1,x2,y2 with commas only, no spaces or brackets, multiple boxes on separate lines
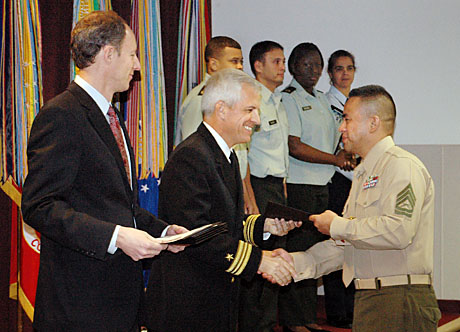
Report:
248,82,289,178
282,78,341,185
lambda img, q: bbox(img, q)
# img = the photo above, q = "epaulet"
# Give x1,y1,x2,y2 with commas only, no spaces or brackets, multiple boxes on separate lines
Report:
282,86,296,94
331,105,343,114
198,85,206,96
317,89,324,94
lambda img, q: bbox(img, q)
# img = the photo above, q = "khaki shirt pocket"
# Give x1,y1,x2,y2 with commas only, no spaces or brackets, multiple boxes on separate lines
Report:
355,187,382,216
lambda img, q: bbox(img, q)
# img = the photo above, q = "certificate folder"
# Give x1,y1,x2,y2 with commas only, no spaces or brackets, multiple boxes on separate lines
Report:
264,201,312,223
159,222,228,245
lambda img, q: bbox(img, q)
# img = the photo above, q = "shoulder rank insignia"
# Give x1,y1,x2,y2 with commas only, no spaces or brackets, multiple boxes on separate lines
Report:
269,119,277,126
363,175,379,189
282,86,296,94
395,183,416,217
331,105,343,114
302,105,312,111
198,85,206,96
225,253,234,262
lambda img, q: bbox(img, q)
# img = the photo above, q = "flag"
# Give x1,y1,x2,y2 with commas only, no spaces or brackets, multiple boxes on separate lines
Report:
173,0,211,145
137,172,160,287
1,0,43,321
2,176,40,322
138,173,160,217
127,0,168,179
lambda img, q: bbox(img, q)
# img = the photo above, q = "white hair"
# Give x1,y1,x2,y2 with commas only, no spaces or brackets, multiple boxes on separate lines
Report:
201,68,260,116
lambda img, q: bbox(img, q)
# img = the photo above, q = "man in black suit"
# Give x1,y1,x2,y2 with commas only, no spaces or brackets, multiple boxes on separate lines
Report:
144,69,300,332
21,11,186,332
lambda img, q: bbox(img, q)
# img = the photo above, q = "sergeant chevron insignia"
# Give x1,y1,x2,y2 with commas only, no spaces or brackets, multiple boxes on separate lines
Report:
395,183,416,217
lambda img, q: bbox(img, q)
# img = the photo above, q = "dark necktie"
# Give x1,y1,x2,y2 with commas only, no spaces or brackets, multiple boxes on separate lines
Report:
108,106,131,185
230,150,237,165
230,151,239,176
229,150,240,203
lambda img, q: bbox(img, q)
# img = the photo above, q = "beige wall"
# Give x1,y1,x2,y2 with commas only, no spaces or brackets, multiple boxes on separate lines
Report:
401,145,460,300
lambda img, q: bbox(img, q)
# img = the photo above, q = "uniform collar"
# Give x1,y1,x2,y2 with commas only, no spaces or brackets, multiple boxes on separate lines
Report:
257,81,282,107
355,136,395,178
290,78,318,100
203,121,232,162
328,85,347,106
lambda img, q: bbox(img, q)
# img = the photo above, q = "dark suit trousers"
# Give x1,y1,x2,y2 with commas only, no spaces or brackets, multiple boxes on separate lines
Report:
323,172,355,321
238,175,286,332
278,184,329,326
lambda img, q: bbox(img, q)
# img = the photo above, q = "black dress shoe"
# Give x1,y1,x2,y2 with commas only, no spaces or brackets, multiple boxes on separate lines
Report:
327,317,353,329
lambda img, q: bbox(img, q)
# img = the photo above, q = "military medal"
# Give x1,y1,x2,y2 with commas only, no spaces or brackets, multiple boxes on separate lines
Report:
363,175,379,189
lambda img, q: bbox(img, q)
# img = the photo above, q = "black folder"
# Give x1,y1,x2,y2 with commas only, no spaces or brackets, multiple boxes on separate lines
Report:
264,201,312,223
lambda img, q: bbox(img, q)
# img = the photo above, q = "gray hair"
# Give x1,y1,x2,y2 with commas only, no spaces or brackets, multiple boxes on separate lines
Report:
201,68,260,116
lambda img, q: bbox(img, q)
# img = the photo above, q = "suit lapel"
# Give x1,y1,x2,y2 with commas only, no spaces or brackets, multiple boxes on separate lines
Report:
68,83,133,196
198,124,240,206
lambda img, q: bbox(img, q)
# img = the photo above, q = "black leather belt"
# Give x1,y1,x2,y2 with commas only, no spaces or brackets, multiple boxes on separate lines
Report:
251,175,284,184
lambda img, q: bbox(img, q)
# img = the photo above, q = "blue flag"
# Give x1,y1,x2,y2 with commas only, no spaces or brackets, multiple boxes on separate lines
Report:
138,173,161,287
138,174,160,216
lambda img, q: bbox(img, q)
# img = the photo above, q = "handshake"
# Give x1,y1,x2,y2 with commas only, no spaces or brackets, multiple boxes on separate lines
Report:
257,249,296,286
256,214,302,286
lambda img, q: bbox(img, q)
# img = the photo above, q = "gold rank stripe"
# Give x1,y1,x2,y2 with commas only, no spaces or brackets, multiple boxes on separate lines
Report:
243,214,260,246
226,241,253,276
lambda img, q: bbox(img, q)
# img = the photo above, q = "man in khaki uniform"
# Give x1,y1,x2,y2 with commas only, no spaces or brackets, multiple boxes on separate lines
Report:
279,85,441,332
